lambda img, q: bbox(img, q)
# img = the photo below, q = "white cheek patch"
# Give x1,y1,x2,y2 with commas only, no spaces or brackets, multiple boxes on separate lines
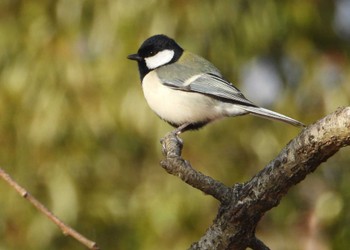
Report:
145,49,175,69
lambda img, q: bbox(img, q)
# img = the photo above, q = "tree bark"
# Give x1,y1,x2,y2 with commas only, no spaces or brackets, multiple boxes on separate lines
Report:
160,106,350,250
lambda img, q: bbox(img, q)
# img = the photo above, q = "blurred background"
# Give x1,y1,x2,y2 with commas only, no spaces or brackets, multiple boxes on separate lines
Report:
0,0,349,249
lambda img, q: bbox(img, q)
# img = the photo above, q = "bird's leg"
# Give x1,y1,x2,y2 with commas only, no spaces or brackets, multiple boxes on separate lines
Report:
166,123,190,145
172,123,191,135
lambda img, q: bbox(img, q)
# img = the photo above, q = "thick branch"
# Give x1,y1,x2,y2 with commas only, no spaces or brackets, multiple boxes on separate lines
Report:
160,135,233,203
160,106,350,250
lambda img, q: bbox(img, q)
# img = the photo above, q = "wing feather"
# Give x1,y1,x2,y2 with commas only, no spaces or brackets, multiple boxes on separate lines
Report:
157,64,255,107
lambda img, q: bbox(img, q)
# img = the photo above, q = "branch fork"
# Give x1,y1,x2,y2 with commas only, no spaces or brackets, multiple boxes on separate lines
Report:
160,106,350,250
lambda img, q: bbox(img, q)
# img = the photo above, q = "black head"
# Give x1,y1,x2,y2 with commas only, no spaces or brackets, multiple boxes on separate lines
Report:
127,34,184,80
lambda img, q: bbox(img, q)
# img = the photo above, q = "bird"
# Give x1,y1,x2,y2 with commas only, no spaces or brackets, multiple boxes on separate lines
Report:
127,34,304,134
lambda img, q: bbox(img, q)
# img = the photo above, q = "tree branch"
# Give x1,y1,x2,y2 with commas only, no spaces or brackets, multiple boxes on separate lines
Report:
160,135,233,203
160,106,350,250
0,168,100,250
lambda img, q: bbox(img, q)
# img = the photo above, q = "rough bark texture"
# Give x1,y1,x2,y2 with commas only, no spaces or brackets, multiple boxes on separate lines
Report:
160,106,350,250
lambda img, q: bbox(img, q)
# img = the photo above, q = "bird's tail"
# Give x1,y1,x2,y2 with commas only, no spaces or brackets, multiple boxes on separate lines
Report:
240,106,305,127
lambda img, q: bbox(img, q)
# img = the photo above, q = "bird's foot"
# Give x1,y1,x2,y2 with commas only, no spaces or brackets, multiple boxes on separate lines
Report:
160,124,189,156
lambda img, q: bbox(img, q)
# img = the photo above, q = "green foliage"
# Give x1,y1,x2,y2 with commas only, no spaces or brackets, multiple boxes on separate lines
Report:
0,0,349,249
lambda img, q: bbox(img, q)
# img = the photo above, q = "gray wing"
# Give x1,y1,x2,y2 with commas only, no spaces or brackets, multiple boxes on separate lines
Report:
156,64,255,106
187,73,255,106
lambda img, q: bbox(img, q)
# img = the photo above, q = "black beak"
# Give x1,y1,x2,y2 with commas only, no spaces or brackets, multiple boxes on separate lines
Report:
127,53,143,61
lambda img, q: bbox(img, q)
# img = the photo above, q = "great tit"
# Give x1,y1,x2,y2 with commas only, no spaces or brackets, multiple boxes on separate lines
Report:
127,34,304,134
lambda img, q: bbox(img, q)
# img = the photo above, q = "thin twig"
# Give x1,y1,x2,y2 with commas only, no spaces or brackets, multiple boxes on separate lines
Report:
0,168,100,250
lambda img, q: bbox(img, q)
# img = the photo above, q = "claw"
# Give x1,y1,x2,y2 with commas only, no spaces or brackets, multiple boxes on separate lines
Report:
160,127,185,157
161,141,167,156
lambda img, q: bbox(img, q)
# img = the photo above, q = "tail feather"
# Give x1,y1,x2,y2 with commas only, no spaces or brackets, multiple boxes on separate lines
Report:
241,106,305,127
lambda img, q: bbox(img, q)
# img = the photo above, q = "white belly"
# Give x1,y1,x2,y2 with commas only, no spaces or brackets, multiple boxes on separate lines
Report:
142,71,224,125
